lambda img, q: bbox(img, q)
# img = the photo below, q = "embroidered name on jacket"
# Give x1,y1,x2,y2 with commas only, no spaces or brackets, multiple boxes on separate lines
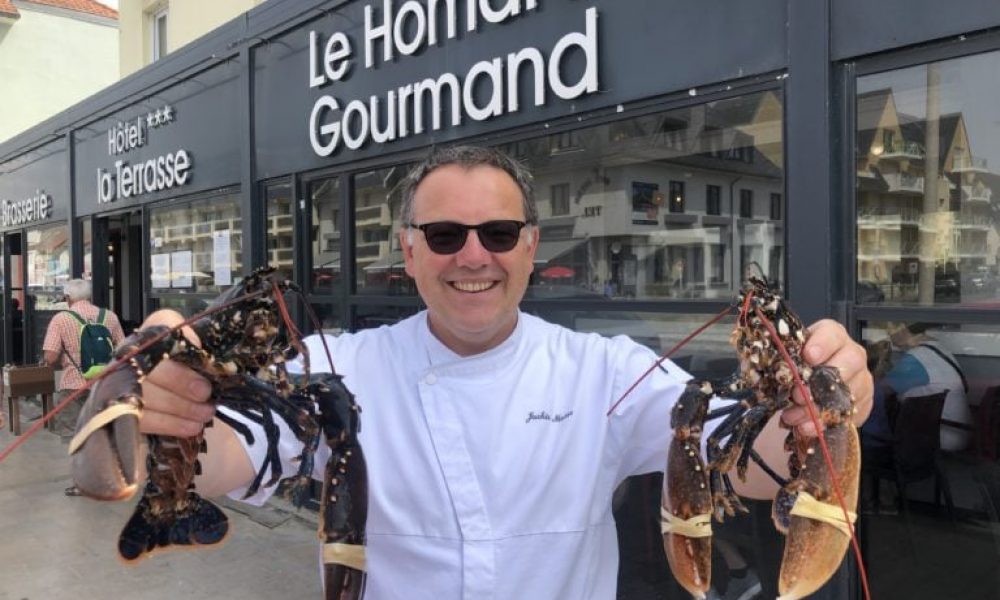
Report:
525,410,573,424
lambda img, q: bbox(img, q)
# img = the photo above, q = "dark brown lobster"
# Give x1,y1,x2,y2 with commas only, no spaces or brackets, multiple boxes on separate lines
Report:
661,275,861,600
65,267,367,600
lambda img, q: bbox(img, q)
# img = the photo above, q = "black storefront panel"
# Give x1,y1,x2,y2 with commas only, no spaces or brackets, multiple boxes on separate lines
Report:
253,0,787,178
73,58,244,218
832,0,1000,61
0,139,70,233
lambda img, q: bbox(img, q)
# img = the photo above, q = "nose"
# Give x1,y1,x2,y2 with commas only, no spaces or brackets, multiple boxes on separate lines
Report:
453,229,492,268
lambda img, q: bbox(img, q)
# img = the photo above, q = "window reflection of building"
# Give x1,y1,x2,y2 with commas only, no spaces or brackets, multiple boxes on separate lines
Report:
26,224,69,310
148,193,242,295
310,177,341,294
521,90,784,300
266,181,293,281
856,54,1000,305
344,90,785,302
353,166,412,295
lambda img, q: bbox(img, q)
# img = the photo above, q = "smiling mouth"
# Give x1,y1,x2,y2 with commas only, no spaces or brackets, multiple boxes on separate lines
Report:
450,280,497,293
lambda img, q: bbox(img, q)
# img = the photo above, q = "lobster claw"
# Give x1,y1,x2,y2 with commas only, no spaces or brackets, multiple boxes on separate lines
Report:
68,366,144,501
772,367,860,600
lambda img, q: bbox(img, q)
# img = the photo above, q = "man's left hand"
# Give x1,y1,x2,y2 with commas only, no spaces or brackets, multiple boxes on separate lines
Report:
780,318,873,436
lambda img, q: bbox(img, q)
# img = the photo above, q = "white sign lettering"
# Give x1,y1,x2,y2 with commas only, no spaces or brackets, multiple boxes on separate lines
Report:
0,190,52,227
307,1,597,157
97,150,192,204
97,104,191,203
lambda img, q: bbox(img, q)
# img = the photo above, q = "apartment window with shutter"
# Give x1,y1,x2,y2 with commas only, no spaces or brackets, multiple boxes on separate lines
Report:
668,180,685,213
551,183,570,216
740,189,754,218
152,8,168,62
706,184,721,215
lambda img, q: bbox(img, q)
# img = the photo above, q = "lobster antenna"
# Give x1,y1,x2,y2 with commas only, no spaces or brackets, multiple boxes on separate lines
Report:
606,303,733,416
0,285,274,463
292,289,339,378
755,306,871,600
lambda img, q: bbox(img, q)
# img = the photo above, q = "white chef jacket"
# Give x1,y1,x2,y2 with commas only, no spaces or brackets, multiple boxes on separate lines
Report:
224,311,691,600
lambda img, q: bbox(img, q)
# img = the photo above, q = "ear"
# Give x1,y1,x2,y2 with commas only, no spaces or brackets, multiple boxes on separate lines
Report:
400,228,416,277
525,226,540,263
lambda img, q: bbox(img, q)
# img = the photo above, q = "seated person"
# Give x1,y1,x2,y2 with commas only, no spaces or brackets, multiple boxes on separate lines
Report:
863,322,972,452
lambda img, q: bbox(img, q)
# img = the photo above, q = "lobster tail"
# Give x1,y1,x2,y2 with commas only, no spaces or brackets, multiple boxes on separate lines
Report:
118,489,229,561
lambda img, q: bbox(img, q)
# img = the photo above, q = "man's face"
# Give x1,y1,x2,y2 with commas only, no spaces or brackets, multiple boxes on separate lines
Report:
401,164,538,355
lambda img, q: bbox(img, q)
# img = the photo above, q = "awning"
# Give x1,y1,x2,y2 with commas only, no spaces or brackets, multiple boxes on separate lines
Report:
540,265,575,279
533,238,585,265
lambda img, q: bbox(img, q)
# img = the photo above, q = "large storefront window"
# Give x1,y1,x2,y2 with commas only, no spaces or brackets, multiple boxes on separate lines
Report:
857,52,1000,306
148,193,242,314
346,91,783,305
511,91,784,300
859,320,1000,598
855,49,1000,600
27,223,69,310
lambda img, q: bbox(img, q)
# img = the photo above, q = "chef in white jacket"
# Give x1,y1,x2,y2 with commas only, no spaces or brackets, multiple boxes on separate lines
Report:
136,145,873,599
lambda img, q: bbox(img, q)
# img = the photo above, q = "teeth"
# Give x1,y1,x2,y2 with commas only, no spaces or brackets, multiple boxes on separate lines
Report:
453,281,493,292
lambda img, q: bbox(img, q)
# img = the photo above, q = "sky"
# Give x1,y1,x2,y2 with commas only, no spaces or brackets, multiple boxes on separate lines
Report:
857,51,1000,169
96,0,118,8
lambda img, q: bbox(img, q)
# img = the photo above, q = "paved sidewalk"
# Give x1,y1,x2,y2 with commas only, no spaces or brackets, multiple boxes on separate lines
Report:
0,408,322,599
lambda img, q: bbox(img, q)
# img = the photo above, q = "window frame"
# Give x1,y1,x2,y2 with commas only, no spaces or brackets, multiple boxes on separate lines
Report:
151,7,168,63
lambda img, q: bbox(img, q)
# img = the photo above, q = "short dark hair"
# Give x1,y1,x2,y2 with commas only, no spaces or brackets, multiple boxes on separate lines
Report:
400,145,538,226
906,322,931,336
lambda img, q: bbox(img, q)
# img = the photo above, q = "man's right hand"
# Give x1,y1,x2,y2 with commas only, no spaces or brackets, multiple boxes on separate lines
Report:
137,310,214,437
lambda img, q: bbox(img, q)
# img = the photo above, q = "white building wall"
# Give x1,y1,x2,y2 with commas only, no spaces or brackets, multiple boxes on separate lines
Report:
0,4,118,143
119,0,263,76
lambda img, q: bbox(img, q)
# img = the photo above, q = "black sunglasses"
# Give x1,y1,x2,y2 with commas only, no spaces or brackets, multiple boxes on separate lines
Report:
409,220,529,254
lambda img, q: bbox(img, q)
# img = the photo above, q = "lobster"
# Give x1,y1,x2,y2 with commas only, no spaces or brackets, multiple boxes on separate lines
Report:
660,275,861,600
63,267,367,600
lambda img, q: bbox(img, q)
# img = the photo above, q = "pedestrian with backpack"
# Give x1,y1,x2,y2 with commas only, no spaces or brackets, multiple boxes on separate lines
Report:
42,280,125,488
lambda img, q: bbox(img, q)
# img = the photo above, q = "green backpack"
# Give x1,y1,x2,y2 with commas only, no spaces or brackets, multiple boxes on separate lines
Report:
64,309,115,379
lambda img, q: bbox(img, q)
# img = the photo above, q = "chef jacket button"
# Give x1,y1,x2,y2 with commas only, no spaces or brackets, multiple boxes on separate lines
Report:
425,373,437,385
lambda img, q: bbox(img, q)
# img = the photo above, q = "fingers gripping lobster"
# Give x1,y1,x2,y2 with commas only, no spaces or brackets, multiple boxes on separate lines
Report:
66,268,368,599
661,276,861,600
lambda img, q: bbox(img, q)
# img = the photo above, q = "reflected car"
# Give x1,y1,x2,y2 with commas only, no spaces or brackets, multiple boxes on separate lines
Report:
856,281,885,304
964,267,997,295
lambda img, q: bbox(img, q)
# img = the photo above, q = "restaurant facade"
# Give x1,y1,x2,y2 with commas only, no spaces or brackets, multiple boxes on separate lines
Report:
2,1,1000,598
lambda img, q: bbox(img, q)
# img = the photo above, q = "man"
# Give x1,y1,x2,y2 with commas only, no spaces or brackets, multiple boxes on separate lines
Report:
43,279,125,444
135,146,872,598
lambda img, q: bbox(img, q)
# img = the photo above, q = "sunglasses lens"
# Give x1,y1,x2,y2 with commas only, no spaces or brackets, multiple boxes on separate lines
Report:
423,223,468,254
416,220,526,254
479,221,522,252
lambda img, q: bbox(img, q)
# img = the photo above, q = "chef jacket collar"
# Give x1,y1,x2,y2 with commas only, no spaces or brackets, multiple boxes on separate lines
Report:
420,310,525,376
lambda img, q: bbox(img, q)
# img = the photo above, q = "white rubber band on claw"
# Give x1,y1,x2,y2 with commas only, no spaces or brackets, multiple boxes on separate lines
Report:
67,404,142,455
660,506,713,537
789,491,857,537
323,542,367,571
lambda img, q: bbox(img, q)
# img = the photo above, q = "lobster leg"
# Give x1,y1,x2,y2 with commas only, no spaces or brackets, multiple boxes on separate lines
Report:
704,391,756,518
